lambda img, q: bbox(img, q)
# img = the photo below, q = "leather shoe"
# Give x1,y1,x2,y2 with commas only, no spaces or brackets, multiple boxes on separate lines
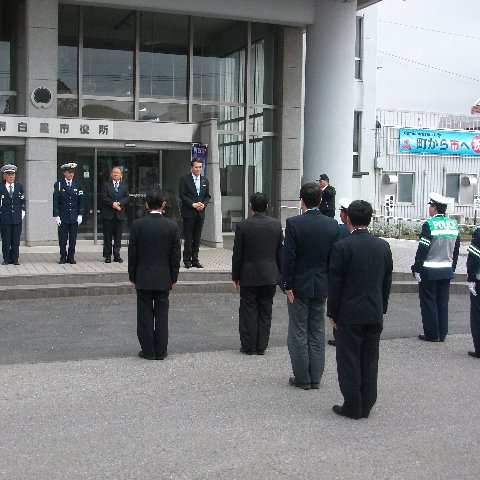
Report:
240,347,255,355
418,334,439,342
256,350,265,355
184,262,192,269
157,352,168,360
328,339,336,346
12,261,20,265
332,405,361,419
2,261,8,265
289,376,312,390
59,257,67,264
138,351,156,360
113,257,123,263
192,261,204,268
311,383,320,389
68,259,76,264
468,351,480,358
105,257,111,263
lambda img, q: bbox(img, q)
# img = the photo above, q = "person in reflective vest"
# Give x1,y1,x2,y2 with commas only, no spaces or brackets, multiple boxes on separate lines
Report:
411,192,460,343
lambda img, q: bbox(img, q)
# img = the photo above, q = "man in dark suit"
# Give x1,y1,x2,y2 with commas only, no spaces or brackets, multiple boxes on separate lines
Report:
328,200,393,419
232,192,283,355
466,226,480,358
282,182,340,390
317,173,336,218
0,164,25,265
53,163,84,264
128,188,181,361
179,159,211,268
101,166,130,263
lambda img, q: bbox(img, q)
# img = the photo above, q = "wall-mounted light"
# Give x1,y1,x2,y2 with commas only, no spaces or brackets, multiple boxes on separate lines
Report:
124,143,136,148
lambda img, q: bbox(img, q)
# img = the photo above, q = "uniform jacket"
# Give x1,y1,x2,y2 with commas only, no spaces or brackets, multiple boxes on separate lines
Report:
467,226,480,282
319,184,336,215
0,182,25,225
179,173,211,219
53,178,84,224
128,213,181,291
100,180,130,221
411,214,460,281
282,209,340,299
327,229,393,324
232,212,283,286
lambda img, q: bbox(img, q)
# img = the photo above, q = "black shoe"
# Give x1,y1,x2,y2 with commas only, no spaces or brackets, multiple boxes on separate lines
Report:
138,351,156,360
328,339,336,346
59,257,67,264
240,347,255,355
68,259,76,265
157,352,168,360
468,351,480,358
105,257,111,263
289,376,312,390
256,350,265,355
12,261,20,265
113,257,123,263
311,383,320,389
332,405,361,419
184,262,192,269
192,261,204,268
2,261,8,265
418,334,439,342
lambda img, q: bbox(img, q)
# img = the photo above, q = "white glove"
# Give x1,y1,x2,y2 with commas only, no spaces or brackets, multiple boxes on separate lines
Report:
55,216,61,226
77,215,83,225
414,272,421,283
469,282,477,296
21,211,25,220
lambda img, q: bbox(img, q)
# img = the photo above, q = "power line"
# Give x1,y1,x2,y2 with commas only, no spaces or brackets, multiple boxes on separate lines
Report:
378,19,480,41
378,50,480,83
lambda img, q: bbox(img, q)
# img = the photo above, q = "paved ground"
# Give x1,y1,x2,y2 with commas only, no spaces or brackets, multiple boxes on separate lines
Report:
0,238,479,479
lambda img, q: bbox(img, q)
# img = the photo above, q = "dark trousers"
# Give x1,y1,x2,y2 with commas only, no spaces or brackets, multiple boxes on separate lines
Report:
239,284,277,352
1,223,22,262
470,280,480,354
334,323,383,419
136,289,169,358
58,222,78,260
182,215,204,263
419,278,450,341
102,218,124,259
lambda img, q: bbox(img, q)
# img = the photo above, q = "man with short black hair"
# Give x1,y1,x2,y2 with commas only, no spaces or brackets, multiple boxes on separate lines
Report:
317,173,336,218
128,188,181,361
232,192,283,355
328,200,393,419
411,192,460,343
283,182,340,390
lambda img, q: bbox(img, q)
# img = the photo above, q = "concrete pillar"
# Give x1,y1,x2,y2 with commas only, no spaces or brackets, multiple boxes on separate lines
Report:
24,0,58,245
304,0,357,202
276,26,304,225
200,119,223,248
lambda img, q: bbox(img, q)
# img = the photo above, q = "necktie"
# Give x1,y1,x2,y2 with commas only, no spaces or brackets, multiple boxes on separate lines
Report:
67,182,71,189
195,176,200,195
9,184,13,196
114,182,119,193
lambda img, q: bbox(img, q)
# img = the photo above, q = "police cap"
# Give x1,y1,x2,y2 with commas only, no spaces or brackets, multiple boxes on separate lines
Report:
338,198,352,211
428,192,449,207
1,164,17,174
61,162,77,171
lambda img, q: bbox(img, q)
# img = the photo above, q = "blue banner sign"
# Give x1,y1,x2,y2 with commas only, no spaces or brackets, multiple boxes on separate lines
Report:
399,128,480,156
191,143,208,174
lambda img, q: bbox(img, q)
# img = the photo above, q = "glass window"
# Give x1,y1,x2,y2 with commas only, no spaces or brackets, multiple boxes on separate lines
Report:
58,5,79,95
249,136,274,212
139,12,188,100
446,174,460,202
397,173,414,203
57,98,79,118
249,107,275,133
82,99,134,120
355,16,363,80
250,23,276,105
192,104,245,131
0,95,15,114
353,111,361,172
0,0,17,112
83,7,135,97
139,102,187,122
192,18,245,103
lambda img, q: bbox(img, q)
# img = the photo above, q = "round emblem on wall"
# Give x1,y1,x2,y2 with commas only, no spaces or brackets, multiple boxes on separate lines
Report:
31,87,53,109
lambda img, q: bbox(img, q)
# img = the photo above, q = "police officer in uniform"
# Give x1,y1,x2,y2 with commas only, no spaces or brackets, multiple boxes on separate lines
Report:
466,226,480,358
53,163,84,264
317,173,336,218
0,164,25,265
411,193,460,342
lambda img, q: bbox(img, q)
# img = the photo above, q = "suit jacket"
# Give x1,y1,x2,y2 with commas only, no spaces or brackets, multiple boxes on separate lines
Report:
282,209,340,299
327,229,393,324
100,180,130,221
232,212,283,286
0,182,25,225
319,184,336,215
128,212,181,291
53,178,84,224
179,173,211,219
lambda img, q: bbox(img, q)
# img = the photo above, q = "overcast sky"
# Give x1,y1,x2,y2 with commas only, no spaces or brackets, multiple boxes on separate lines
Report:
374,0,480,114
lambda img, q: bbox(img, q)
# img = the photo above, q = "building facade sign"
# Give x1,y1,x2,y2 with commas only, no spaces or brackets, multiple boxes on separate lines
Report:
399,128,480,156
0,116,113,140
